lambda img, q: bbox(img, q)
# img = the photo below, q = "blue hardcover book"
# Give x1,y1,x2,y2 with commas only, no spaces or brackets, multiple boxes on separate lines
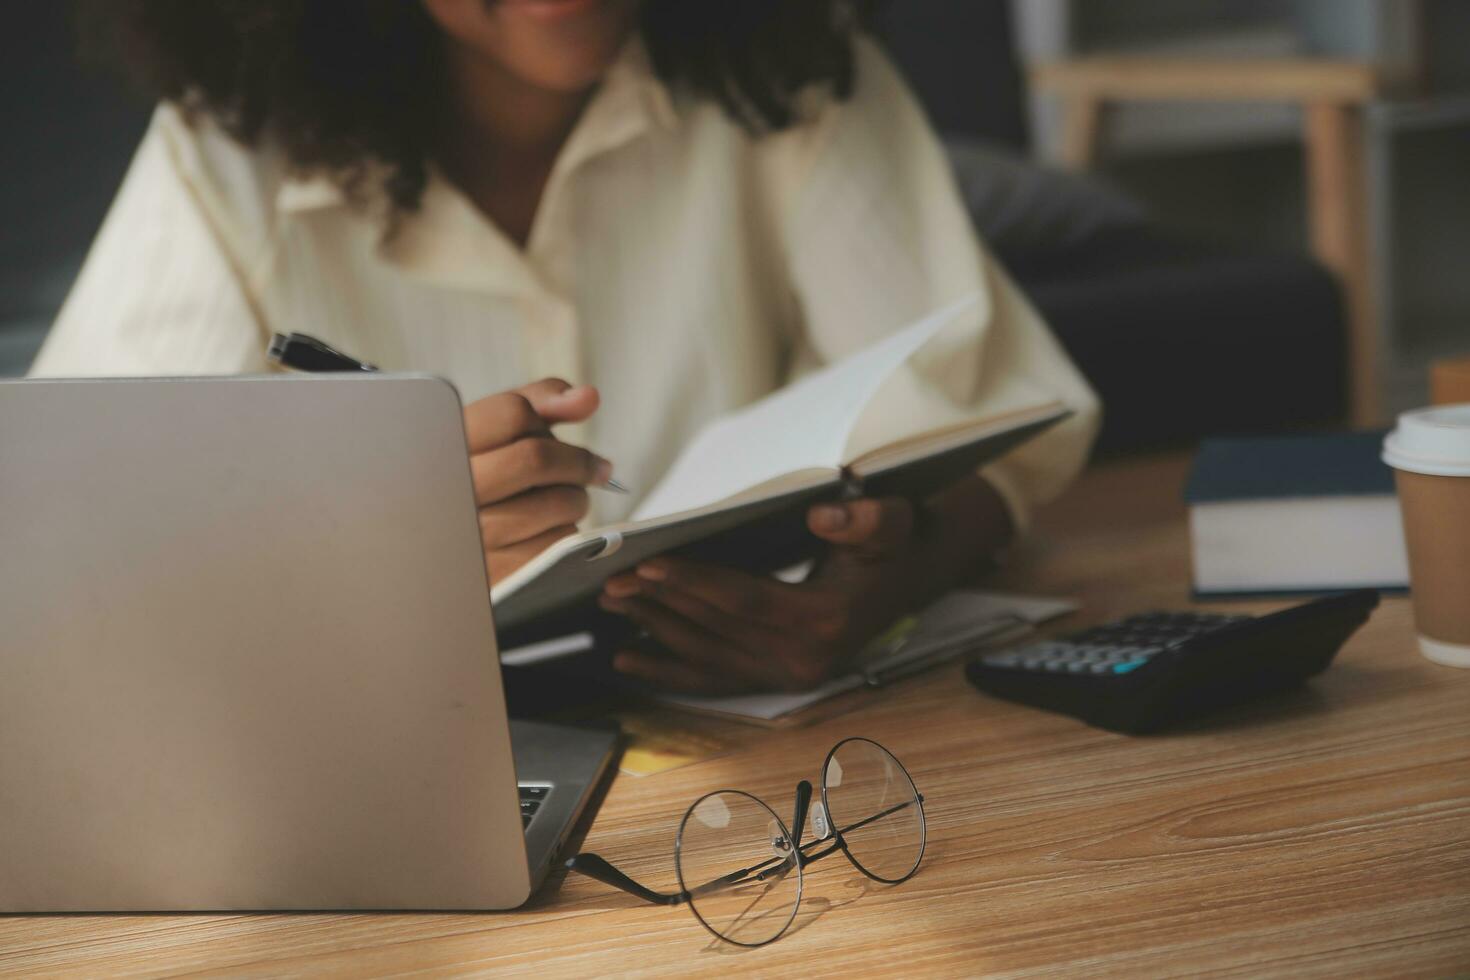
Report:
1185,432,1408,596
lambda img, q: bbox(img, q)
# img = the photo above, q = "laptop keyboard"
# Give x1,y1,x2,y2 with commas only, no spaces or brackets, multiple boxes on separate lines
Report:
519,784,550,831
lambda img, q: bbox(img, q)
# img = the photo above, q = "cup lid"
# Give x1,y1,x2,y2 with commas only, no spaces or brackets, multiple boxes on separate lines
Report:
1382,403,1470,477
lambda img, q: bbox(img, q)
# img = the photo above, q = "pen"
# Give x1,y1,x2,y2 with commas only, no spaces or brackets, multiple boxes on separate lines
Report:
267,332,629,494
861,616,1032,688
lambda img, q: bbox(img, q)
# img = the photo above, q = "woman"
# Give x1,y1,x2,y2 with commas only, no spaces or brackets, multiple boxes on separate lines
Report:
36,0,1099,693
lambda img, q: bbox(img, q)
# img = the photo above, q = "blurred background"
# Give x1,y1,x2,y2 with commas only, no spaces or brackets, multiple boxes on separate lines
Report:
5,0,1468,455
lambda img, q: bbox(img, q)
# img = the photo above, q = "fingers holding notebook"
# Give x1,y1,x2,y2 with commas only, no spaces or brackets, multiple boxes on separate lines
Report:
598,498,927,693
462,379,616,583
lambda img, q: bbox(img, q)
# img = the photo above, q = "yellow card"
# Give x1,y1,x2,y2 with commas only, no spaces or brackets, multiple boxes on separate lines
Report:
615,713,731,777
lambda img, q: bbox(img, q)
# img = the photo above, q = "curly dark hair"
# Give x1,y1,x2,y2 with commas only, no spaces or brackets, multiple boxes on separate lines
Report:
78,0,879,210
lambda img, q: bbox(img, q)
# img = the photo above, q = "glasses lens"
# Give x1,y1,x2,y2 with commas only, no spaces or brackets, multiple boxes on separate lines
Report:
821,738,925,883
675,790,802,946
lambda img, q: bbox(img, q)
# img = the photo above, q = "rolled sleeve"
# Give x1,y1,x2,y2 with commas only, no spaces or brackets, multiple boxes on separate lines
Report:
29,107,268,378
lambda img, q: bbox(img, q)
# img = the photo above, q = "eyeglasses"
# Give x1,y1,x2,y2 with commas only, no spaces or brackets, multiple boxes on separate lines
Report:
566,737,926,947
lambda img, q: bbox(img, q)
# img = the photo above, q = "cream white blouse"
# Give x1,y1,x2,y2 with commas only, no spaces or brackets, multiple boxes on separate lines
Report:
32,37,1099,529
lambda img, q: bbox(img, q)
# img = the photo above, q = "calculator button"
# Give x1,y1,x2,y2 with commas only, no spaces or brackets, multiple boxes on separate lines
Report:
521,785,549,799
1088,662,1114,674
1065,661,1091,673
1043,660,1068,672
1116,646,1161,660
1112,660,1148,675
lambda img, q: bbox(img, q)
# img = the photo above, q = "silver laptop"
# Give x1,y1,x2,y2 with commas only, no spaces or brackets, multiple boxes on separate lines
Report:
0,374,617,911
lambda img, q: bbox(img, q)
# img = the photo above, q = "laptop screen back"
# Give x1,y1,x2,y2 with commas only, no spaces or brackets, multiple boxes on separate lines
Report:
0,375,530,910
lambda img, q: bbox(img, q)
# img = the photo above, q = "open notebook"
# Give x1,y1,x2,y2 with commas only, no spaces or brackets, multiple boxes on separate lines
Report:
492,295,1071,643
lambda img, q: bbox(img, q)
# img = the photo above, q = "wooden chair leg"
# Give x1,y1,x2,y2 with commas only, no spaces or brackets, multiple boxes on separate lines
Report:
1305,102,1380,426
1060,96,1103,171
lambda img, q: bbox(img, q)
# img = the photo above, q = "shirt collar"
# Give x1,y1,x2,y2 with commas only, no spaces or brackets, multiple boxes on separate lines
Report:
599,35,678,134
274,36,676,220
275,172,346,213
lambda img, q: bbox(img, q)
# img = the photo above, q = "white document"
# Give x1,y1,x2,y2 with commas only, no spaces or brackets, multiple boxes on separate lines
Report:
654,590,1079,723
499,632,595,667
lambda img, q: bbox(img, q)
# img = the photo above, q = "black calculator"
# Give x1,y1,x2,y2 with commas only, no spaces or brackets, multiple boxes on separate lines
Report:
964,590,1379,734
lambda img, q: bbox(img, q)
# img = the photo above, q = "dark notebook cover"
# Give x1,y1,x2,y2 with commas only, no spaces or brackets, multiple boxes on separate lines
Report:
1185,431,1393,504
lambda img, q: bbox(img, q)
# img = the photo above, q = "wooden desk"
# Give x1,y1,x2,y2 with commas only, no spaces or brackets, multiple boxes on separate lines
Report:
4,454,1468,977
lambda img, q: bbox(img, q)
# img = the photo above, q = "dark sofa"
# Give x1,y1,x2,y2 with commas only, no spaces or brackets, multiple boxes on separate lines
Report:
4,2,1347,454
1,5,149,377
879,1,1347,454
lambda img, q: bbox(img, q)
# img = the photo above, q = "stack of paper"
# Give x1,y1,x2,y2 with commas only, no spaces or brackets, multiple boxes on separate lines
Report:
655,591,1078,725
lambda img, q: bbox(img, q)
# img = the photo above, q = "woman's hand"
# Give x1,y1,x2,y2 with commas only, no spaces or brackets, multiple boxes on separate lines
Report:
599,497,923,693
464,378,613,584
597,477,1013,694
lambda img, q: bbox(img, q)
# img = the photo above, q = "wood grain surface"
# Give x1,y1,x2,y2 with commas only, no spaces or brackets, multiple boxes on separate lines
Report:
1030,58,1380,103
3,453,1467,978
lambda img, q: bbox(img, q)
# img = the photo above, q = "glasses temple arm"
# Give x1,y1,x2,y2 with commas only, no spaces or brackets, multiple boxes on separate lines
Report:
790,795,925,869
837,794,924,838
564,853,688,906
798,838,843,863
569,851,777,905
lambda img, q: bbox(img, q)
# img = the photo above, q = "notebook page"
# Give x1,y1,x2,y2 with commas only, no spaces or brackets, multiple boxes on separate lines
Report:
633,295,979,521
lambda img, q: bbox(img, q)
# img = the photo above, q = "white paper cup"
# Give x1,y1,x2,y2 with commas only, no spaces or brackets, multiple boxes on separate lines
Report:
1382,404,1470,667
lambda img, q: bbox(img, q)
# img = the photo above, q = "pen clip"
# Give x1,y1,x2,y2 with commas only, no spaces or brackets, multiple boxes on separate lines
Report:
267,332,378,373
